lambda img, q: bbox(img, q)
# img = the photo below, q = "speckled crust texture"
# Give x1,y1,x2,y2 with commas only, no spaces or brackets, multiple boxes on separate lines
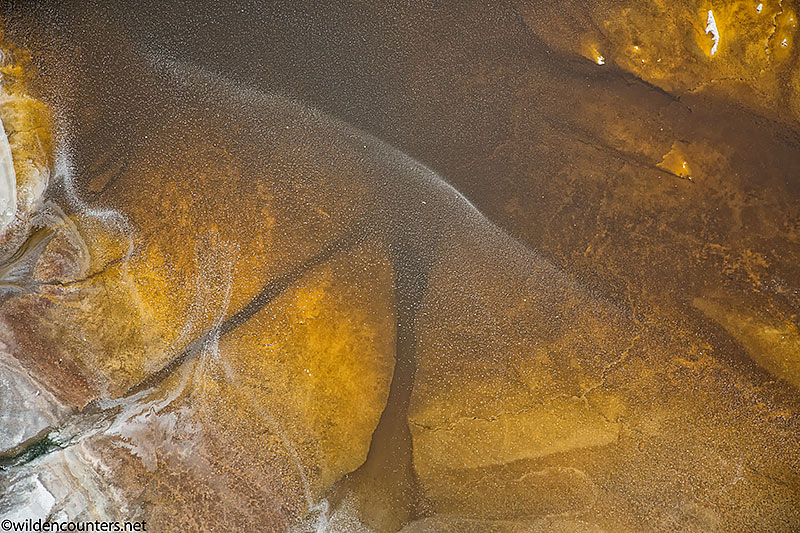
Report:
0,2,798,532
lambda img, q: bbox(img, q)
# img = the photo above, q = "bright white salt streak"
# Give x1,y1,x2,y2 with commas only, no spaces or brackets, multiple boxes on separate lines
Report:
0,114,17,232
706,10,720,56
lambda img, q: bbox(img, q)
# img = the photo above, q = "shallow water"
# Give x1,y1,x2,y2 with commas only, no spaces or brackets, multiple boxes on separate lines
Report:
0,1,799,531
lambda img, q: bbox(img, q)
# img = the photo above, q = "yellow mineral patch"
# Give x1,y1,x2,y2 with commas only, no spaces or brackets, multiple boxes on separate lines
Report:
694,295,800,388
33,260,174,398
212,238,396,499
411,396,621,474
517,0,800,126
70,213,131,273
657,141,692,180
586,44,606,65
768,6,798,61
0,32,53,215
418,463,600,521
792,62,800,121
19,211,237,399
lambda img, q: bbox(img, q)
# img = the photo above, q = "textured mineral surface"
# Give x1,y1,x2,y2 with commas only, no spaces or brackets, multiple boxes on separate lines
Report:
0,1,798,532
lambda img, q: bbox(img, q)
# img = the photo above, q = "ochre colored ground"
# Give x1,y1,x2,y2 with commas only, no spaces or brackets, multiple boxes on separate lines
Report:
0,2,798,531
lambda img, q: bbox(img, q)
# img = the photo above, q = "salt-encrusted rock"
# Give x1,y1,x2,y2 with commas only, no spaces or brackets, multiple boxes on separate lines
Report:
0,353,69,457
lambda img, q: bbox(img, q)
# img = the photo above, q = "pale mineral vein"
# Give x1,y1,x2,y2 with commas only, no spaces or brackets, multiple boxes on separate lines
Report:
706,10,720,56
0,114,17,232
